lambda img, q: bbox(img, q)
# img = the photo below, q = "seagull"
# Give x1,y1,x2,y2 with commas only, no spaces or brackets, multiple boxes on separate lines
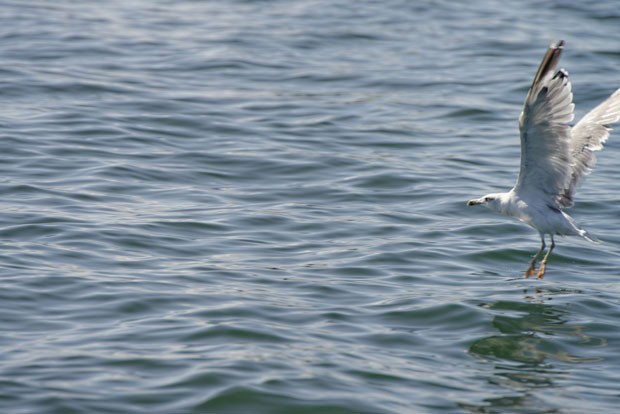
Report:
467,40,620,278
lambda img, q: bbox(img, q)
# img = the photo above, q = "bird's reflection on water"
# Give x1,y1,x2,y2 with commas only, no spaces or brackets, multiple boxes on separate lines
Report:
460,287,605,412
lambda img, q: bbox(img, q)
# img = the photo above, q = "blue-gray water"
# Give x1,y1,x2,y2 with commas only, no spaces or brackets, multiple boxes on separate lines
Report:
2,1,620,413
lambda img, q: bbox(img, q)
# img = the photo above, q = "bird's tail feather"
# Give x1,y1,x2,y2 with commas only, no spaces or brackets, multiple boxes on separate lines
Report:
563,211,600,243
580,228,600,243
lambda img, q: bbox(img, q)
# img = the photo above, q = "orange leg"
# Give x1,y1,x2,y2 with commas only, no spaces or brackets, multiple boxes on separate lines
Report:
525,236,545,278
536,236,555,279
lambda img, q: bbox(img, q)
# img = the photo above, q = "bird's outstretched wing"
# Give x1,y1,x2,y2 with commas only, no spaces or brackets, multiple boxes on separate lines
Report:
514,40,575,207
558,87,620,207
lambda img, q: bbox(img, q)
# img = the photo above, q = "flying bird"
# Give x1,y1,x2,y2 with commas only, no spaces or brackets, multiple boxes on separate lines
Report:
467,40,620,278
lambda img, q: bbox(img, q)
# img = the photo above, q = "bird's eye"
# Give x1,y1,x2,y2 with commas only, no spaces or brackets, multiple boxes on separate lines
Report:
484,197,491,202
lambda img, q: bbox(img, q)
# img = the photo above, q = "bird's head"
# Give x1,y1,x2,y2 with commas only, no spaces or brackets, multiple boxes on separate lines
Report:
467,193,504,212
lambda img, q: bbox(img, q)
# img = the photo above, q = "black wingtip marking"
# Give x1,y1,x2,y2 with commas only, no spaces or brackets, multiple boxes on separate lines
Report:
551,40,565,49
553,68,568,80
530,41,565,91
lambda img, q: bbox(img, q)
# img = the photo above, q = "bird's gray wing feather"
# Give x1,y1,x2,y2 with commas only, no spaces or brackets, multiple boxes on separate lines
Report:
514,41,575,207
559,87,620,207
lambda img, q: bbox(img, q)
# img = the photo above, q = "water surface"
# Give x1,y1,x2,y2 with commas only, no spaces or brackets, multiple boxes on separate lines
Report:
2,1,620,413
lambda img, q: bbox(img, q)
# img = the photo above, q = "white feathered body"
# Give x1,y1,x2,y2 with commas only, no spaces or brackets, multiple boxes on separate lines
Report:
487,190,587,239
469,41,620,243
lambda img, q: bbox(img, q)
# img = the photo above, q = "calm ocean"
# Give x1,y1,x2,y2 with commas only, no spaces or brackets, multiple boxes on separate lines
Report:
2,1,620,412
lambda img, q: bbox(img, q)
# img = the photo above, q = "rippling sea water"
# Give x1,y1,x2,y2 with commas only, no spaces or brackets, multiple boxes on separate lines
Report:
2,1,620,413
